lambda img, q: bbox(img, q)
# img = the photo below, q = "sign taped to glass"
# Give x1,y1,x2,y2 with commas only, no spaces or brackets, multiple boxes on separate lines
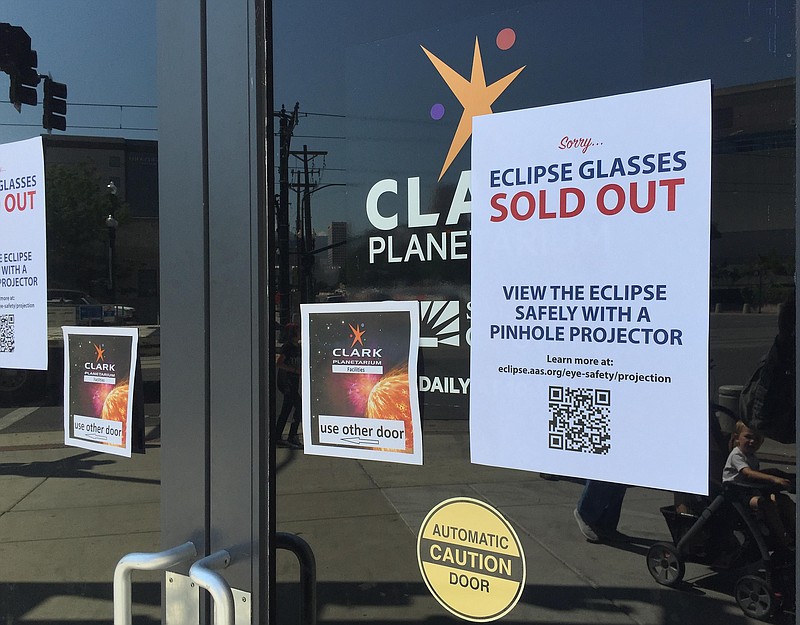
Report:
470,81,712,495
0,137,48,370
301,301,423,464
63,326,139,457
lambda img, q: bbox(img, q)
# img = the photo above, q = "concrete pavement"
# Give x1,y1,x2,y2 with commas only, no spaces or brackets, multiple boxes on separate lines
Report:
0,427,161,624
0,413,793,624
276,421,796,625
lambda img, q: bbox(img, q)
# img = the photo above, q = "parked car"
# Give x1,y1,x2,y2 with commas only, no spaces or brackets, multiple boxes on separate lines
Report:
47,289,135,324
0,290,136,403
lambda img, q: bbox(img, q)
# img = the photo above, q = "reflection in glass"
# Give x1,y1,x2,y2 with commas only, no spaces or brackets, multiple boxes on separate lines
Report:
274,2,795,623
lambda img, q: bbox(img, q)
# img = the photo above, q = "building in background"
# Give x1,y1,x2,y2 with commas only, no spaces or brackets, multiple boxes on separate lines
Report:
710,79,795,310
43,135,159,323
327,221,347,268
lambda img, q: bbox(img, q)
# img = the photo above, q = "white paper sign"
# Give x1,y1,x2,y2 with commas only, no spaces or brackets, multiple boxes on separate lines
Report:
301,301,423,465
0,137,48,370
63,326,139,458
470,81,711,494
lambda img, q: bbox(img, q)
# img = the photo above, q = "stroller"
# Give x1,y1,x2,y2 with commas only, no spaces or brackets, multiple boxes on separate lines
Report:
646,404,796,622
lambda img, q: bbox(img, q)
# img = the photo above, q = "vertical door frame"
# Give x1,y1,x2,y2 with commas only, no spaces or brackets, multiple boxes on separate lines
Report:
157,0,274,622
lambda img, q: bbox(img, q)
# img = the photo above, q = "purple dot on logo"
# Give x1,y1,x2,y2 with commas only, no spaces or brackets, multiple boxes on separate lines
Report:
430,103,445,120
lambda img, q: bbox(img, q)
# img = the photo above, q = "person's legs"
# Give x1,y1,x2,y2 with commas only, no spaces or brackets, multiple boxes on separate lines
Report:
577,481,626,526
275,393,294,442
752,495,791,550
286,391,302,446
576,481,605,525
575,481,606,542
595,484,627,532
774,493,796,536
575,481,627,541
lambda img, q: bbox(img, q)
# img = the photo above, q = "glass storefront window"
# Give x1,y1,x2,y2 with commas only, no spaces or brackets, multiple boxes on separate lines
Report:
274,2,796,623
0,1,794,623
0,3,161,622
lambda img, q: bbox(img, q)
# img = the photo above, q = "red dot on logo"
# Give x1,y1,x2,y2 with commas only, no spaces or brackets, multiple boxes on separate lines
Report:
496,28,516,51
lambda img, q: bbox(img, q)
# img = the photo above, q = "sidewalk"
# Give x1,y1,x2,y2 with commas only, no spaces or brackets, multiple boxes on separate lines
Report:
277,420,796,624
0,427,161,623
0,419,795,624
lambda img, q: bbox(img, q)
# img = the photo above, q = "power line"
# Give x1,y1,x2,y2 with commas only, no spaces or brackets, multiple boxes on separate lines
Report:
0,97,156,110
270,133,345,140
2,98,345,115
299,111,345,118
0,121,157,131
289,134,346,140
274,165,345,172
65,102,157,110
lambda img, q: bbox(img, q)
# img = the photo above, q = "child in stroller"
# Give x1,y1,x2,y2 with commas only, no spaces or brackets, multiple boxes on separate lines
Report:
647,410,796,621
723,420,795,552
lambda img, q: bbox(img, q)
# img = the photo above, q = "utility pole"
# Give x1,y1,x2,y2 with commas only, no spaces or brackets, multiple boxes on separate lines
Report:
293,168,304,304
275,103,299,328
290,145,327,304
294,169,302,242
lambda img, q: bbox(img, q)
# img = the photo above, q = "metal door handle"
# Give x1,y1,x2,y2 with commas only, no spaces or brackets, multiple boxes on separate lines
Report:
189,550,235,625
114,541,197,625
276,532,317,625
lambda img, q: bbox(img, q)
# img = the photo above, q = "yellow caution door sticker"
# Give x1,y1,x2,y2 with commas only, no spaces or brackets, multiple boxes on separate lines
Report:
417,497,526,622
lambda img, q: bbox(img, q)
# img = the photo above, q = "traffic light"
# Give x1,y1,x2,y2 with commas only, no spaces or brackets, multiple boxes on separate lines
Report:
43,77,67,131
0,24,39,110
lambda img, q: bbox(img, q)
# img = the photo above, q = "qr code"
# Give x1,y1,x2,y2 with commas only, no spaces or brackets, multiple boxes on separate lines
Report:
548,386,610,455
0,314,14,353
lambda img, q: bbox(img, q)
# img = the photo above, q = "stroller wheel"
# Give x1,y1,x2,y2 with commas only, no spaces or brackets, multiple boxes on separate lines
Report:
735,575,776,621
646,542,685,588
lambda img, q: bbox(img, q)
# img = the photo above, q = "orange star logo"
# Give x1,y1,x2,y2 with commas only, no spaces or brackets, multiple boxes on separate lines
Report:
349,323,365,347
422,38,525,180
94,344,105,362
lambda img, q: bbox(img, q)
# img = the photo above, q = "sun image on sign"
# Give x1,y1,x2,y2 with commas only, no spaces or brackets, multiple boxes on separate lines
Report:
420,300,461,348
417,498,526,622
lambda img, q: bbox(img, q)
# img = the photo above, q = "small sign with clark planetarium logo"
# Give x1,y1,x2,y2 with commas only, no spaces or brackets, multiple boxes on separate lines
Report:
63,326,138,457
301,301,422,465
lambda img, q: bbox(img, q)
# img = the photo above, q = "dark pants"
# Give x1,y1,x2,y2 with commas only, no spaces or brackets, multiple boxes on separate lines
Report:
276,384,300,440
577,480,628,532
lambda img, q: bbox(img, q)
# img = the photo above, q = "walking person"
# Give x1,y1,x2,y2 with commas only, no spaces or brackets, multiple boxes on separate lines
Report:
276,323,302,448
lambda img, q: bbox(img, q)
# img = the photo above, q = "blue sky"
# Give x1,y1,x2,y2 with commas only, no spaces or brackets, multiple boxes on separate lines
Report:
1,1,157,144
